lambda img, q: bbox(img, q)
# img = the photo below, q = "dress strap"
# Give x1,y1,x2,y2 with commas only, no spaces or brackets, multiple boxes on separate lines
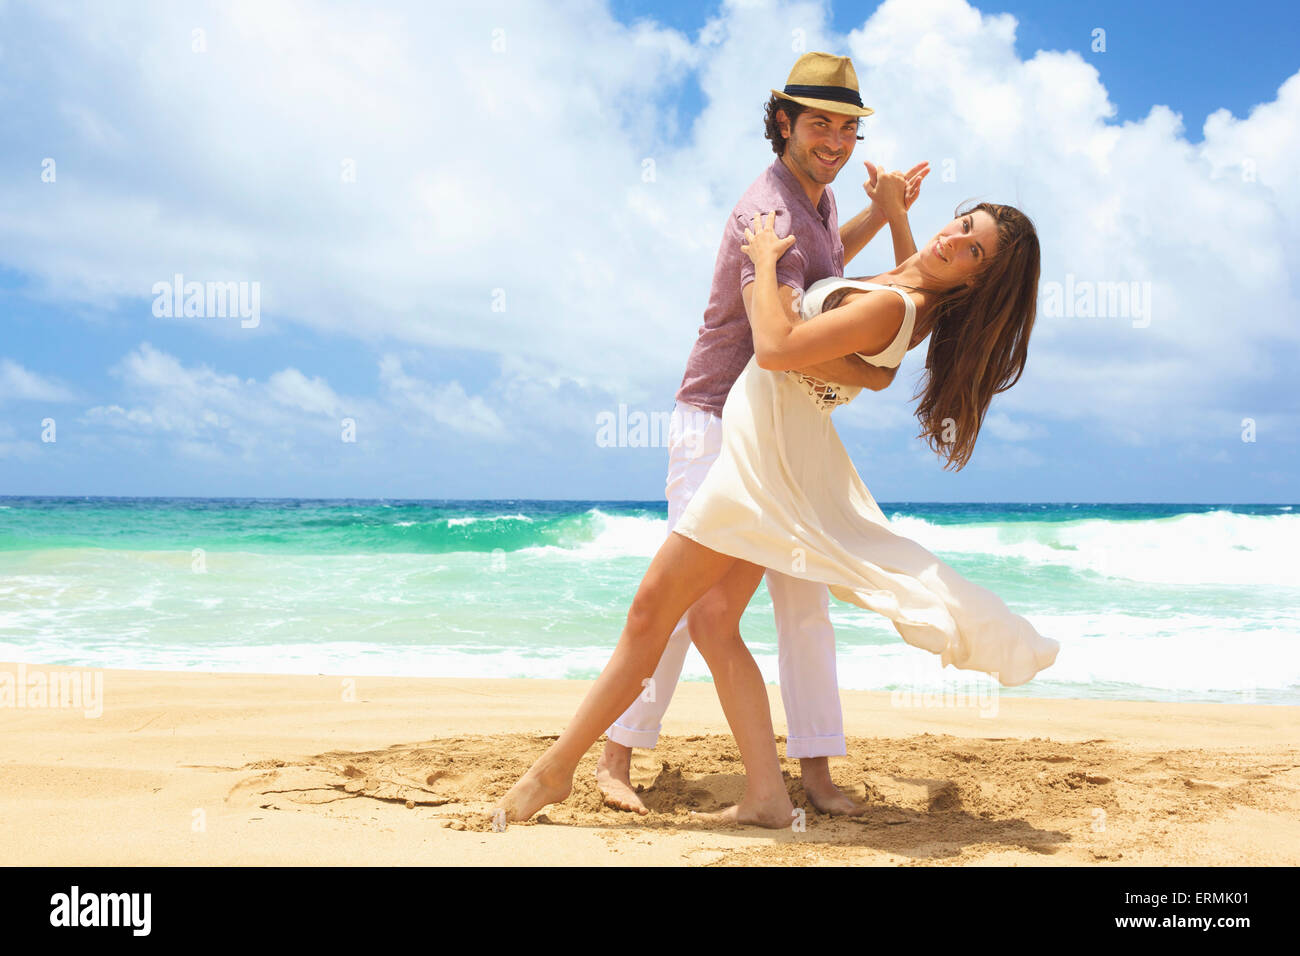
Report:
847,282,916,368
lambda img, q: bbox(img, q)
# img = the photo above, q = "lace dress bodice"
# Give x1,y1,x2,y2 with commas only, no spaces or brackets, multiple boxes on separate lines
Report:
784,278,917,413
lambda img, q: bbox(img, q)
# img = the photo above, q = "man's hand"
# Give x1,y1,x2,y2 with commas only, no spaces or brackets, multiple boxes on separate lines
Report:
841,161,929,264
864,163,909,220
794,354,898,391
863,160,928,213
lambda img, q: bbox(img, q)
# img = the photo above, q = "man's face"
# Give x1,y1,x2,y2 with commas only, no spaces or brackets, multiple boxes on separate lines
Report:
781,107,859,185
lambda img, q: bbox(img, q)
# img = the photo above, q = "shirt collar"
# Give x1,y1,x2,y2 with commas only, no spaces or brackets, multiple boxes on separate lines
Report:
772,156,832,224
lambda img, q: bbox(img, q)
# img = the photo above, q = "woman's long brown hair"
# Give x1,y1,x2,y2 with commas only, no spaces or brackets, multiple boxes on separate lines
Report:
833,201,1041,471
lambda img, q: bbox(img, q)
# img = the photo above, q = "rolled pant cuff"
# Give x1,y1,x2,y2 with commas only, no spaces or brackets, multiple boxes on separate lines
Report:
606,721,661,750
785,733,847,759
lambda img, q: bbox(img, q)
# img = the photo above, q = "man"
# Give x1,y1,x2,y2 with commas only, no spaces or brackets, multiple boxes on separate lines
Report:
597,51,926,814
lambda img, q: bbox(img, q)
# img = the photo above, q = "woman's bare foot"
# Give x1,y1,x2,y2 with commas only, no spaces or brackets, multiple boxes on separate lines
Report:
689,794,795,829
800,756,867,815
492,760,572,824
594,740,649,814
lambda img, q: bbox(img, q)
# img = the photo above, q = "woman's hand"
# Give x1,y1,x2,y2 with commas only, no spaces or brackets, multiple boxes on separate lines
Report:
741,211,796,269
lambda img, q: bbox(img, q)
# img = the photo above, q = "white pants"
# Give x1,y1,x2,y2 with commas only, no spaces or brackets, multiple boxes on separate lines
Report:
605,401,846,758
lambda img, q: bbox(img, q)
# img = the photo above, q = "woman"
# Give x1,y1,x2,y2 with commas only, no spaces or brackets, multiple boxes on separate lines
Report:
494,196,1060,827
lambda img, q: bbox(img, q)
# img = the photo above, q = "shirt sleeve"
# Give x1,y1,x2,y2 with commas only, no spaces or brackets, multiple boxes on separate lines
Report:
735,209,807,293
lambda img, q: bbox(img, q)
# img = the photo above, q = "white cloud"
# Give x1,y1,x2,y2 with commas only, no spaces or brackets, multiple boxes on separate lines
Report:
979,443,1045,470
0,359,78,404
73,343,508,472
1,0,1297,468
983,411,1047,442
81,343,360,459
267,368,343,417
377,355,505,440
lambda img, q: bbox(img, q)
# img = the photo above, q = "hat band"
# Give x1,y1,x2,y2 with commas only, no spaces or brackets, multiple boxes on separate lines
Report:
782,83,864,108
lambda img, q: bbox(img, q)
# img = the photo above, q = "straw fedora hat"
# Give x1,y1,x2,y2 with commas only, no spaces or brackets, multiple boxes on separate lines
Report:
771,51,874,117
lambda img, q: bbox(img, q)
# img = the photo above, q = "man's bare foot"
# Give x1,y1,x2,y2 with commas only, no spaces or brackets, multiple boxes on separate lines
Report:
492,761,572,825
799,756,867,815
689,794,795,829
802,780,866,815
595,740,649,815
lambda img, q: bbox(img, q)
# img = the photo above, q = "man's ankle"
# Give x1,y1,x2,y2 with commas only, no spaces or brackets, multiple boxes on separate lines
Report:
799,756,834,785
600,740,633,766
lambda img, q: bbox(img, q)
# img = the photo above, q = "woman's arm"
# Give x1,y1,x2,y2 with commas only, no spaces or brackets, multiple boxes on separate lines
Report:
741,278,897,391
742,213,800,364
820,165,925,387
888,212,918,265
864,166,918,265
741,212,908,372
742,279,907,371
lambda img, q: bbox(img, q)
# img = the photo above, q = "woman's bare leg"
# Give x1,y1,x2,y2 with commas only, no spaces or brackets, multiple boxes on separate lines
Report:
683,559,795,827
494,531,737,822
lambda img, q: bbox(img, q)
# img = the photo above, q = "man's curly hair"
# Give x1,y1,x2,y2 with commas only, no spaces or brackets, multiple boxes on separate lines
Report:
763,94,863,156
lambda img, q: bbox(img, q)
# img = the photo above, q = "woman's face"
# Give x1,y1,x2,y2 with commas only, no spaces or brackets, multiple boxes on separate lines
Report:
921,210,999,287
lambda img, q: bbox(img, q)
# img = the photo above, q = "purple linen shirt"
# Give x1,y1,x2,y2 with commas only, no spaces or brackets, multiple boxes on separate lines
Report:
674,157,845,416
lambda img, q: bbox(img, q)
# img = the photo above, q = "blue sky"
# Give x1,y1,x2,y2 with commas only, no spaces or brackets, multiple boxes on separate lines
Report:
1,0,1297,502
614,0,1300,137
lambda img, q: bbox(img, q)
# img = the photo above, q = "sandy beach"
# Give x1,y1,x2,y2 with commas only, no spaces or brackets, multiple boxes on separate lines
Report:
2,661,1298,866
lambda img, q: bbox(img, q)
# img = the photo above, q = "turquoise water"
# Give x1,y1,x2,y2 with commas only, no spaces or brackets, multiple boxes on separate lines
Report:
1,497,1297,704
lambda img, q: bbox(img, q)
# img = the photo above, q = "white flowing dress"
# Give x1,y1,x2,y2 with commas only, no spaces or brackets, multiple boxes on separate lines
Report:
672,277,1060,686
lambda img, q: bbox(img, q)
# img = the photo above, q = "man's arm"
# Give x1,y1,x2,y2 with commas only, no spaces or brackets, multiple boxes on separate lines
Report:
839,204,889,267
798,354,898,391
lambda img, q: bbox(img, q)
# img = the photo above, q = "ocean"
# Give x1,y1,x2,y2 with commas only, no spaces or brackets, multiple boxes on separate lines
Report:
1,497,1296,705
